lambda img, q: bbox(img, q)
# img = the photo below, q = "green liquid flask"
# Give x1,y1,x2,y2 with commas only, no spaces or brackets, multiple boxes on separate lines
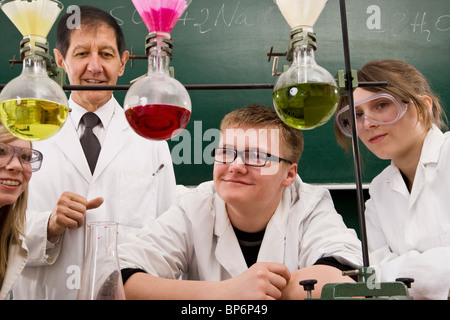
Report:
273,27,339,130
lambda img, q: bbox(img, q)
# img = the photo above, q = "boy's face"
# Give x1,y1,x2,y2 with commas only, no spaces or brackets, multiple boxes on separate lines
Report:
213,125,296,224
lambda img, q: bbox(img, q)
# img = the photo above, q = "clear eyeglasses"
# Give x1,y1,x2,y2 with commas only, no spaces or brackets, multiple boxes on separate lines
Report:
0,142,43,172
335,92,409,137
212,148,292,167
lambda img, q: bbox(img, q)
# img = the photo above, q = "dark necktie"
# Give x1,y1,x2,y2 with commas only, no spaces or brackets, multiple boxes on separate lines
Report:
80,112,101,174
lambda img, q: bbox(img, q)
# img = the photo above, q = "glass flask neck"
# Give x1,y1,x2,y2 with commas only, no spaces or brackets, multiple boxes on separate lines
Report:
148,49,171,75
147,32,172,76
292,43,316,67
22,55,48,76
288,26,317,66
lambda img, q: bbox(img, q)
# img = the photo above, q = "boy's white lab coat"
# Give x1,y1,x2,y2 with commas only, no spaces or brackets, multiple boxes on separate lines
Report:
0,240,27,300
366,125,450,299
14,97,176,300
119,176,363,280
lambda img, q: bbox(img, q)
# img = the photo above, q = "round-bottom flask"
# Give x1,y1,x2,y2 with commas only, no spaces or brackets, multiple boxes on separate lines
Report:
124,33,191,141
273,28,339,130
0,55,69,141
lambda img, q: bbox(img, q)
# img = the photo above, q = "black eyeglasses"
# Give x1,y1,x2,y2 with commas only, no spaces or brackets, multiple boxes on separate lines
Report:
212,148,292,167
0,142,43,172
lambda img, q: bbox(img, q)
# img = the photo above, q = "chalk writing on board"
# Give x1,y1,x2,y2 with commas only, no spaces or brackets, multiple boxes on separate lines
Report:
110,3,450,42
398,12,450,42
110,2,278,35
182,2,257,34
366,5,450,42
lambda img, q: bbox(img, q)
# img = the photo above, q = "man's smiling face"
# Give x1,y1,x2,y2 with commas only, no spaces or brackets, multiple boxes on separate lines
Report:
54,23,128,111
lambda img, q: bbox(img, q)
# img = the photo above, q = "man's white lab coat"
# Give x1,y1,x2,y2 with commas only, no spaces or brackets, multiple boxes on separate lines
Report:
14,97,176,300
366,125,450,299
119,176,363,281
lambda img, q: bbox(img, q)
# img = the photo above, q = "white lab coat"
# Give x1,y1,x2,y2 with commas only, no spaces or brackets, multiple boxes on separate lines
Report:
366,125,450,299
13,96,177,300
0,240,27,300
119,176,363,281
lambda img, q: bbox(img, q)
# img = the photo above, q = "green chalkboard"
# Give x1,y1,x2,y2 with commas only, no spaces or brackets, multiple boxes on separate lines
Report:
1,0,449,186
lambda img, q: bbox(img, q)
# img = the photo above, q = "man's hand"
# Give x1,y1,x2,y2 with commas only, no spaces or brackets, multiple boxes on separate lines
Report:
47,191,104,239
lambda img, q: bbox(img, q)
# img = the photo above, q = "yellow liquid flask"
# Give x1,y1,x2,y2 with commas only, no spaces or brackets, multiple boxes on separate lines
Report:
0,0,68,141
0,98,68,141
272,0,339,130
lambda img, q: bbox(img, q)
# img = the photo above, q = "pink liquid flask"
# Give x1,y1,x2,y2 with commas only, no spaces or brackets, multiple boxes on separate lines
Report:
125,0,191,141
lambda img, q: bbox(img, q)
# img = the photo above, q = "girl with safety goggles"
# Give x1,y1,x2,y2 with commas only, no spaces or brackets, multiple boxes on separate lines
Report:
334,59,449,300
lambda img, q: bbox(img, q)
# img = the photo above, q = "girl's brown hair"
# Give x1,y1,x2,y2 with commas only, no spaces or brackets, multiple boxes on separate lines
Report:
335,59,447,152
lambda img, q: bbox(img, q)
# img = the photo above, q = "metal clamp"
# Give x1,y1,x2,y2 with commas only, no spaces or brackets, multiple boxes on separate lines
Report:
145,32,173,57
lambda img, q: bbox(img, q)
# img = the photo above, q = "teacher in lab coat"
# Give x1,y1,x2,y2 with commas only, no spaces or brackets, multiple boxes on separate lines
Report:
13,6,176,300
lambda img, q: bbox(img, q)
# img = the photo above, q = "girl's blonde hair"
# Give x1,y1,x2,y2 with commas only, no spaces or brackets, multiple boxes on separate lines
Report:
0,125,28,279
335,59,447,152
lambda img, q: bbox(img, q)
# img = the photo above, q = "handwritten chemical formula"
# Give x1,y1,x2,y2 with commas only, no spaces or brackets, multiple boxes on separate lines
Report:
109,1,450,43
110,1,268,34
367,5,450,42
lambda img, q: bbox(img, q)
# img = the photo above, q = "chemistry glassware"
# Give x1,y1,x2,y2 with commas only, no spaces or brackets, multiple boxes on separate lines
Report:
272,28,339,130
0,55,69,141
0,0,68,141
272,0,339,130
124,34,191,140
274,0,327,30
124,0,191,141
131,0,187,34
77,222,125,300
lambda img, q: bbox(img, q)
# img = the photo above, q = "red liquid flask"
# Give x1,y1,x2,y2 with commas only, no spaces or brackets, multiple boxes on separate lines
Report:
125,104,191,140
124,1,191,141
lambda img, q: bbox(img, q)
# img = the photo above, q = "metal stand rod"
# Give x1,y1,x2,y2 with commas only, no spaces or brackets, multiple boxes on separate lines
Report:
61,84,276,91
0,81,388,92
339,0,370,267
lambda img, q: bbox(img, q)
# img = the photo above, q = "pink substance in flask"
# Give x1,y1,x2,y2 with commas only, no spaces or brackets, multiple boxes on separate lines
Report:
125,104,191,140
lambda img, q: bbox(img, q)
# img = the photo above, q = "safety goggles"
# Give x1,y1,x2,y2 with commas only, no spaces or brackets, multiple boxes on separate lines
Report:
335,92,409,137
0,142,43,172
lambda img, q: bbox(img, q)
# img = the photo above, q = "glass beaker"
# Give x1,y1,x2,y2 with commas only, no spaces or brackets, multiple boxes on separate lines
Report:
77,221,125,300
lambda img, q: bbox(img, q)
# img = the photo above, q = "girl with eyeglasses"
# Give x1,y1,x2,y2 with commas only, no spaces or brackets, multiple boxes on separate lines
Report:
0,124,42,299
335,59,450,299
